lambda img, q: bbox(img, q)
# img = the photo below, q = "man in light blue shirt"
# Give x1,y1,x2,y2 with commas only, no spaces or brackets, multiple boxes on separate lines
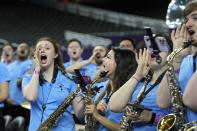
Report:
6,43,31,130
0,62,9,130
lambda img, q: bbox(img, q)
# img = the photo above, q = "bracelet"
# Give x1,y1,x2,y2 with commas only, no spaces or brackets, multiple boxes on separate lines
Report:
174,68,180,74
34,70,40,75
85,60,89,65
132,76,139,82
153,114,160,125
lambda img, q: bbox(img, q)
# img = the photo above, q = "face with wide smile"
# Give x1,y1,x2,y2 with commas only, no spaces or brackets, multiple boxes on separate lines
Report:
102,50,117,79
36,40,58,69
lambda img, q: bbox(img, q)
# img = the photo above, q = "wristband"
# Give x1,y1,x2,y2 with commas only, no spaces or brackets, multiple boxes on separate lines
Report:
149,112,156,125
153,114,160,125
174,68,180,74
34,70,40,75
85,60,89,65
132,76,139,82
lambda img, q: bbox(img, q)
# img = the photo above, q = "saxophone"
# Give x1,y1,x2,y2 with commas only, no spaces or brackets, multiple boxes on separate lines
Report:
157,40,197,131
119,71,152,131
85,71,108,131
37,84,81,131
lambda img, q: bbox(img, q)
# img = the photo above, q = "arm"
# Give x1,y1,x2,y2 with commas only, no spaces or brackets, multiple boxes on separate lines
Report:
183,70,197,111
67,52,95,75
109,76,139,113
157,62,181,109
109,48,151,113
72,96,85,120
22,52,41,102
94,112,120,130
0,82,9,102
86,102,120,130
22,70,40,102
157,24,192,109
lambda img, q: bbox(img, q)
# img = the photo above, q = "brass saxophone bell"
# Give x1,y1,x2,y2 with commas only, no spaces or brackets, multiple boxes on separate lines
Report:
157,114,176,131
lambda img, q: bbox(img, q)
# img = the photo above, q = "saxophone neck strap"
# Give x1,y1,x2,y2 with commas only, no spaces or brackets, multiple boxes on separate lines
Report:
139,70,167,103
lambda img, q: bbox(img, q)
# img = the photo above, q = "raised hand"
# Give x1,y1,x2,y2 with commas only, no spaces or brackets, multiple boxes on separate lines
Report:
134,48,151,81
171,24,192,62
33,49,41,71
87,50,99,64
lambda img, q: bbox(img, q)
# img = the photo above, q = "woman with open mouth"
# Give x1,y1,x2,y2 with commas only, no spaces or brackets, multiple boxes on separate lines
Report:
22,37,85,131
85,47,138,131
109,39,172,130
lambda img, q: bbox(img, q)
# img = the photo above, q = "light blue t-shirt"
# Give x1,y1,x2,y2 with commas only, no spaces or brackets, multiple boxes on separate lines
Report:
64,60,99,80
93,80,123,131
130,82,171,131
0,62,10,108
179,54,197,122
7,59,32,105
22,70,78,131
98,105,123,131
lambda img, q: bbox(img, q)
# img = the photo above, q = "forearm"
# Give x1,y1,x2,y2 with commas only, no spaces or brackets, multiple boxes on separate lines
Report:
157,74,171,109
73,96,85,120
22,73,39,102
109,76,138,113
94,113,120,130
183,70,197,111
157,58,182,109
67,60,89,74
0,82,8,102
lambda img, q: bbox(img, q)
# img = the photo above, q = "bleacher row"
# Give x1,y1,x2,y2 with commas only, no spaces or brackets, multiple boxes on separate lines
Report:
0,1,135,46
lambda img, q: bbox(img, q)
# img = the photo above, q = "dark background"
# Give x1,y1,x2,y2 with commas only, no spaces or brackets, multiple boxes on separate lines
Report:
79,0,171,20
0,0,171,20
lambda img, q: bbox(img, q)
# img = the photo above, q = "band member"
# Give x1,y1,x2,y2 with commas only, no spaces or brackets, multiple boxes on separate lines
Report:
157,1,197,122
85,47,138,130
67,45,108,80
109,46,171,130
0,62,9,130
22,37,84,131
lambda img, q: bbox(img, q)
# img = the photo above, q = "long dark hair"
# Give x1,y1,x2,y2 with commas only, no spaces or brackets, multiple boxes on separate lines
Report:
103,48,137,94
112,47,137,91
96,47,138,104
36,37,66,85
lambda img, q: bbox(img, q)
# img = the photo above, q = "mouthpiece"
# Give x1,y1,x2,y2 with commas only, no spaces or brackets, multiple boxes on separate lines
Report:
100,71,109,78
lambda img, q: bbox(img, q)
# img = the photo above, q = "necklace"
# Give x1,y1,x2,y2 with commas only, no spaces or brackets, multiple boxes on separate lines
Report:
40,68,58,122
41,83,53,122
